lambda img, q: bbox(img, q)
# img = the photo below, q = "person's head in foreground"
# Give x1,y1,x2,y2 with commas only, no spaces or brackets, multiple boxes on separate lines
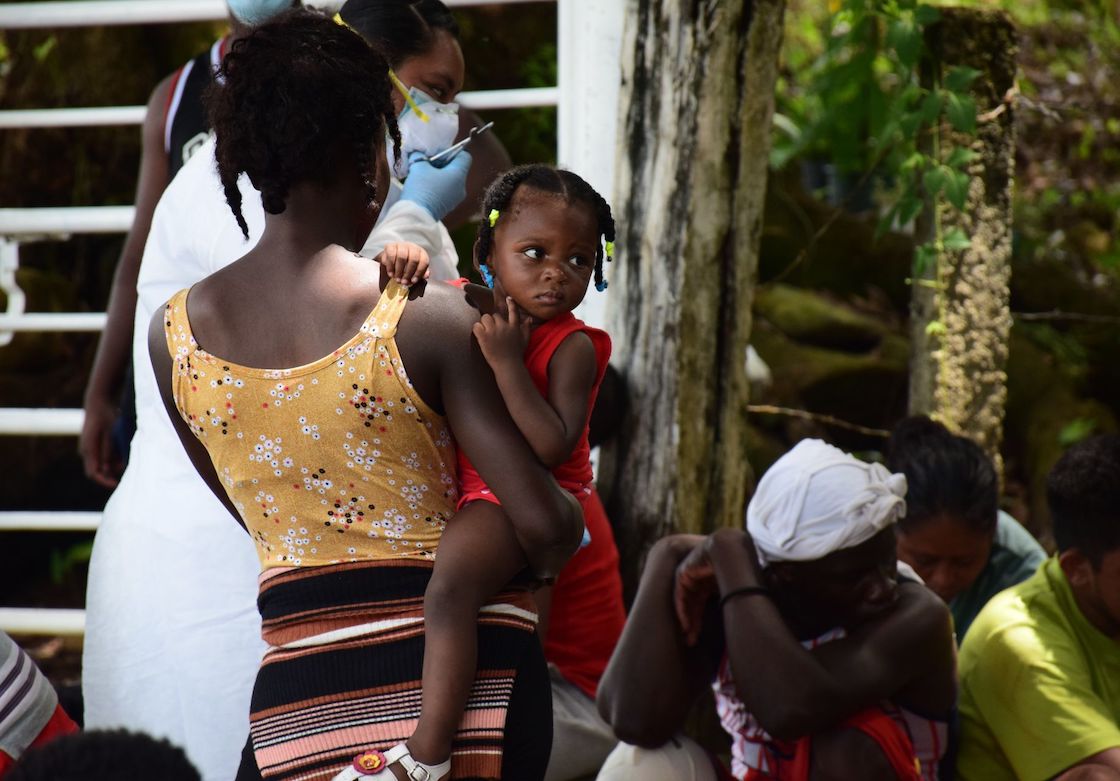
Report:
887,415,999,604
1050,433,1120,638
207,7,399,242
6,729,201,781
747,438,910,634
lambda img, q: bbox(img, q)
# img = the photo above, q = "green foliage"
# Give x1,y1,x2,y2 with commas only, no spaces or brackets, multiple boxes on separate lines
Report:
1058,417,1097,447
49,540,93,586
774,0,984,310
32,36,57,63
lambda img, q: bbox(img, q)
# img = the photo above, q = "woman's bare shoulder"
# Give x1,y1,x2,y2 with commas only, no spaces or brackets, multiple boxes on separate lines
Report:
405,279,483,327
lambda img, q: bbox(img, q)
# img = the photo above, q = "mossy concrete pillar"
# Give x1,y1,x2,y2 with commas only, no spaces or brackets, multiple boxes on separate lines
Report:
909,8,1017,472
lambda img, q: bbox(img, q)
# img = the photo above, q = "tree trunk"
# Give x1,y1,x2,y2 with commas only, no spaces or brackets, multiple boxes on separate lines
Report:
908,8,1017,472
605,0,785,585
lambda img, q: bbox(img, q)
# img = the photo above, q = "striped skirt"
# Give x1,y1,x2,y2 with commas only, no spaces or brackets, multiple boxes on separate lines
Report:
246,559,540,781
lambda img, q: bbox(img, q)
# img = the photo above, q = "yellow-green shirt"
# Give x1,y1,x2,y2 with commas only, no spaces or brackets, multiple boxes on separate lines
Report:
957,557,1120,780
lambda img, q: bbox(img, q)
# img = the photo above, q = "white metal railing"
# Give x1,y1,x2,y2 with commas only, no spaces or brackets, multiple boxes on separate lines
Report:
0,106,147,129
0,0,570,636
0,87,559,130
0,408,84,436
0,609,85,635
0,206,136,236
0,0,546,29
0,512,101,531
0,313,106,332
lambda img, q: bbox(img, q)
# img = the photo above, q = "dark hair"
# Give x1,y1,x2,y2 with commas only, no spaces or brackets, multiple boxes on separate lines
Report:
475,165,616,292
7,729,200,781
206,8,400,238
1048,433,1120,565
338,0,460,68
886,415,998,536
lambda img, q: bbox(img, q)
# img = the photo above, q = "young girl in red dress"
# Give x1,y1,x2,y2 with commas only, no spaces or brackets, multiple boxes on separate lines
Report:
355,165,614,781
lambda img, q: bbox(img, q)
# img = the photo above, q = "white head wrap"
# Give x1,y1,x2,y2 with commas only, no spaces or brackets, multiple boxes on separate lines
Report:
746,439,908,566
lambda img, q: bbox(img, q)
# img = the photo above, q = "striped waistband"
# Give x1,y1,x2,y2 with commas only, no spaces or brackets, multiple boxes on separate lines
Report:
257,559,537,648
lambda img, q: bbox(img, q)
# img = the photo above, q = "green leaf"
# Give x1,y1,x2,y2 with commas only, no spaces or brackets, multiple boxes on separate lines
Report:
1058,418,1097,447
915,5,941,25
898,193,923,225
886,19,923,69
900,111,923,137
946,92,977,133
33,35,56,63
876,205,899,241
923,166,948,199
943,227,972,251
914,243,938,275
918,90,944,124
945,65,982,93
944,169,971,209
925,320,947,336
945,147,978,169
901,152,928,173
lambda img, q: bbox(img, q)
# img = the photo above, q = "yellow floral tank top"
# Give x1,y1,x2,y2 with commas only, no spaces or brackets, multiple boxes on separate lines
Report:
163,282,458,570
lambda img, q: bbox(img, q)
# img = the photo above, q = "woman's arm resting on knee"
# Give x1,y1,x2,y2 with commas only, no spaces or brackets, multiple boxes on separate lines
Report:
597,535,717,747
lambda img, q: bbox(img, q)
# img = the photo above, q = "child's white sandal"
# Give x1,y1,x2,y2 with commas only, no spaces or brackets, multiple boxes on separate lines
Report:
332,744,451,781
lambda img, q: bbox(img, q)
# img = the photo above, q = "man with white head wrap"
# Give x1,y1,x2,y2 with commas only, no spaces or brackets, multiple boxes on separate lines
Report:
596,439,957,781
747,439,908,566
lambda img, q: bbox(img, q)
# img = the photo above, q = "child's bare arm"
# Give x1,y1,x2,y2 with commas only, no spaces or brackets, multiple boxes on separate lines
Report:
472,297,597,468
376,241,430,286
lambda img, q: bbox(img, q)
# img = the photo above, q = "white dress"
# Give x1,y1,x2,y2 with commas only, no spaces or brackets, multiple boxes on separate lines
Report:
82,135,459,781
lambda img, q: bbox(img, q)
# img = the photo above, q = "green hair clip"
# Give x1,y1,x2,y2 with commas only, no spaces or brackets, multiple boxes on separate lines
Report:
488,209,500,228
604,240,615,260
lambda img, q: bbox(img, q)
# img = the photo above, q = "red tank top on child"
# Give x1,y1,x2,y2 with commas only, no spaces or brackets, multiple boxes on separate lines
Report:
457,308,611,504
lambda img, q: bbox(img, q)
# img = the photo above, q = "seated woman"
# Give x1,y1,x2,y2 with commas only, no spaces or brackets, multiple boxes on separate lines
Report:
147,10,580,780
596,439,956,781
887,416,1046,642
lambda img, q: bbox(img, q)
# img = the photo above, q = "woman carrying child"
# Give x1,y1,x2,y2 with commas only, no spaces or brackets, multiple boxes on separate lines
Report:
149,10,581,781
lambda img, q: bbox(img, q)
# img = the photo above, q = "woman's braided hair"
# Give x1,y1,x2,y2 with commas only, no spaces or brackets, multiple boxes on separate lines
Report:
475,165,615,292
205,8,401,238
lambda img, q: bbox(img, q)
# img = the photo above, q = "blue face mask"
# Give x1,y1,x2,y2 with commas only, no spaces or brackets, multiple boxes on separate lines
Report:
226,0,293,26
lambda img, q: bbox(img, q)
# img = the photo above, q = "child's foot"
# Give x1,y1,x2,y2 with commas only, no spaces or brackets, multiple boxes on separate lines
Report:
333,744,450,781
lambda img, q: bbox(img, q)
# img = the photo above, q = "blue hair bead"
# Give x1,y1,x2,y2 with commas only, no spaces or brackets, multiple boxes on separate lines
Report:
595,279,608,293
480,264,495,289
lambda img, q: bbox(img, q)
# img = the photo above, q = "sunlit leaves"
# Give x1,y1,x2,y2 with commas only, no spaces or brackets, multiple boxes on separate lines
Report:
946,92,977,132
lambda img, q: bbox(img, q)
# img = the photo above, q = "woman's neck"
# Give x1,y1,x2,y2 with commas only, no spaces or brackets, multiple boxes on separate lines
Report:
253,183,369,262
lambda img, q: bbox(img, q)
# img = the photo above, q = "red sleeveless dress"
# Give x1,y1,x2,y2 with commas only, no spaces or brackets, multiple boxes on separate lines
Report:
452,284,611,508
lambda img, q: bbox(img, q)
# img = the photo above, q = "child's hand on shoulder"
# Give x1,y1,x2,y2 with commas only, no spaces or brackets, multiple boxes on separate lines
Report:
376,241,429,286
473,296,531,368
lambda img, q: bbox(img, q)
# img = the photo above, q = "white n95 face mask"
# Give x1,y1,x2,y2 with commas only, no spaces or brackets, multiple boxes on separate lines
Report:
386,85,460,180
226,0,293,26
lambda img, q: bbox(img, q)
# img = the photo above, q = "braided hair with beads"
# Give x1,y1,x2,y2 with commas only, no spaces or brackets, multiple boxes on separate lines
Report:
204,8,401,239
475,165,615,292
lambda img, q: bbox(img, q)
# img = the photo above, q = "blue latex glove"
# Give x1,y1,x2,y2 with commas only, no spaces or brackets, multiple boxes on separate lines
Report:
399,150,472,221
